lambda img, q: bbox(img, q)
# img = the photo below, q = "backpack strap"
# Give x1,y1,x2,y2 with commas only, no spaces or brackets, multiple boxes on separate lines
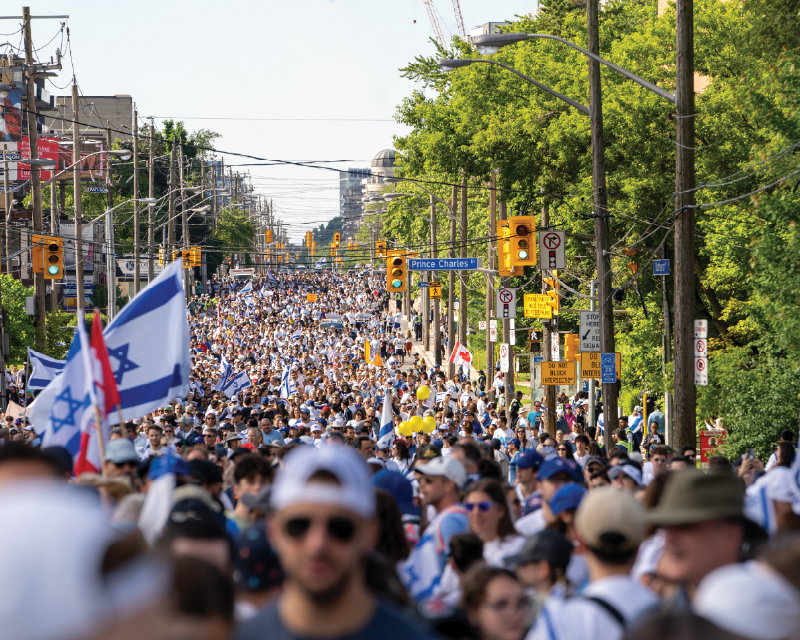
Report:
584,596,626,628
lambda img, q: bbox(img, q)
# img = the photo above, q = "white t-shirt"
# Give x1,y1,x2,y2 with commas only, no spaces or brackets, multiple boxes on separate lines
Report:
483,535,526,567
515,509,547,537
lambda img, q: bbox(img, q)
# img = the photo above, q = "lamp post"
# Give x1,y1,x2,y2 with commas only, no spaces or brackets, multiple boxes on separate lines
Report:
440,30,677,435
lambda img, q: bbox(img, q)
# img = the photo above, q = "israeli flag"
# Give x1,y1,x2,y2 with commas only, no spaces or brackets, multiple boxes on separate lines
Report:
290,329,302,341
314,257,327,270
244,294,254,308
377,393,395,449
237,281,252,296
279,366,297,399
31,260,191,441
267,268,278,285
215,355,233,391
27,348,65,390
220,369,252,399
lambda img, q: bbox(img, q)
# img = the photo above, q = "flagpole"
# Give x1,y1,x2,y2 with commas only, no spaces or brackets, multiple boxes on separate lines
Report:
116,403,125,429
94,404,107,476
22,347,31,422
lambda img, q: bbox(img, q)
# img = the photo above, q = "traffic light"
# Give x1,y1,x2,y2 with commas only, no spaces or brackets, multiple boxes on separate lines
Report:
564,333,579,361
387,252,407,293
544,270,560,315
509,216,536,267
498,222,513,276
333,233,341,248
376,240,387,258
265,229,273,244
190,247,202,268
529,339,541,353
159,246,164,266
31,235,64,279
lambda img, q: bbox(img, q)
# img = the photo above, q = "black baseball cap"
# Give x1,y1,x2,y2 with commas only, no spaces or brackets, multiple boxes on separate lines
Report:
504,530,573,569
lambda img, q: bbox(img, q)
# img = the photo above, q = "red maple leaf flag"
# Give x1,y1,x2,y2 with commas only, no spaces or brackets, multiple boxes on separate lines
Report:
448,340,474,366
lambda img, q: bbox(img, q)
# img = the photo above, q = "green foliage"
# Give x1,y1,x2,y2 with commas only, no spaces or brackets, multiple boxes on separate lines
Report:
215,207,256,256
45,310,76,360
387,0,800,457
0,275,35,362
90,285,129,313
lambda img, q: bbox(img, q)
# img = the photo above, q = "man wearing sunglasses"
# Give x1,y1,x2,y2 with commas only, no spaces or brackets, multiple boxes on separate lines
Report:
237,447,435,640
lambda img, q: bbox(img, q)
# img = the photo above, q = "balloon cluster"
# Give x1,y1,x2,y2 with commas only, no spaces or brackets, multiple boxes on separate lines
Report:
396,385,437,437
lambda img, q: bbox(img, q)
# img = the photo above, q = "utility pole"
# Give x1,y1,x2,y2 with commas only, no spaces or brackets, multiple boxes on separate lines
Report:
447,185,457,378
541,199,556,436
459,177,467,349
201,157,206,288
179,142,189,300
674,0,696,448
167,138,176,262
71,82,84,315
499,199,514,413
50,162,58,310
431,195,441,366
588,280,597,429
147,120,154,282
132,108,141,294
486,172,496,380
105,123,116,320
423,198,431,353
23,6,45,348
587,0,617,426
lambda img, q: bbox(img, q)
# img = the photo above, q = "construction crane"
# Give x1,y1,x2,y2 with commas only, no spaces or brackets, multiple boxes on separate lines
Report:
422,0,467,48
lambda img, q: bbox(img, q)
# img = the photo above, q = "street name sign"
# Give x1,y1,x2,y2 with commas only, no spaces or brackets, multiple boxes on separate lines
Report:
408,258,481,271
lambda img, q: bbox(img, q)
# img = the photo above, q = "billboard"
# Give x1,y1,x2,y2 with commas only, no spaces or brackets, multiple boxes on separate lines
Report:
60,223,96,272
18,137,60,181
63,275,94,313
0,88,22,143
53,138,107,182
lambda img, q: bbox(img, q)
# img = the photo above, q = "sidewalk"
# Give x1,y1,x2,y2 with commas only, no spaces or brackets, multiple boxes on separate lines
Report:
404,320,480,384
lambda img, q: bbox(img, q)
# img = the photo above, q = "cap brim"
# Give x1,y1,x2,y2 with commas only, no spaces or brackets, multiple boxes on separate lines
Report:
645,505,745,527
503,552,536,566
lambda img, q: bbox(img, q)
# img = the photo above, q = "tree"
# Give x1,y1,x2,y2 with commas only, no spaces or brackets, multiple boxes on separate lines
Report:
215,207,256,257
0,275,35,362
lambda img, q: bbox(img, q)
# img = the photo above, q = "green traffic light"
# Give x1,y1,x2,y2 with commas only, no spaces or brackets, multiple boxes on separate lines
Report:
391,279,403,289
47,265,60,275
518,250,528,260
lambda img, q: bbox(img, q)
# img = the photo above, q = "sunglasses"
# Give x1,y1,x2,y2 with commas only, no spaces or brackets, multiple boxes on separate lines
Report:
464,500,497,512
282,516,357,542
558,447,568,452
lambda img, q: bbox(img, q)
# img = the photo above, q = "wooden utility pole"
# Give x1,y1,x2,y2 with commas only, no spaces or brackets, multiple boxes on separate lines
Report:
486,172,497,380
71,82,84,314
431,194,441,366
148,120,155,281
459,178,468,348
23,7,45,348
541,199,557,436
105,124,115,319
179,142,189,300
674,0,696,447
448,185,457,378
132,108,141,294
587,0,617,427
167,138,176,262
423,196,432,352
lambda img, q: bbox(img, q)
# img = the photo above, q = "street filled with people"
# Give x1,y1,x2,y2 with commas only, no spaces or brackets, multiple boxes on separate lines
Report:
3,269,800,640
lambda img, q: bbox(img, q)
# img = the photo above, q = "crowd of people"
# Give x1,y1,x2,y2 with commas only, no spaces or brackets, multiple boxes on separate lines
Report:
2,269,800,640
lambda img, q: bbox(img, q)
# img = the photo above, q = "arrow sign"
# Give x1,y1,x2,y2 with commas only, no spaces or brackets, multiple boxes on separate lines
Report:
496,288,517,319
539,230,565,269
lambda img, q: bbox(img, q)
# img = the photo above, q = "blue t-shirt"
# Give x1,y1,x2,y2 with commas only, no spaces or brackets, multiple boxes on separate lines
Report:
262,429,285,445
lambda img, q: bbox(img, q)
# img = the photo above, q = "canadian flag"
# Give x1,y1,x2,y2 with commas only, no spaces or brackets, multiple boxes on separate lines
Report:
449,340,473,366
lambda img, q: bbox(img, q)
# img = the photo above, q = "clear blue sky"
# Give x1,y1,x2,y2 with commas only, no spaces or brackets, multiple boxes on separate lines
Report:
15,0,537,241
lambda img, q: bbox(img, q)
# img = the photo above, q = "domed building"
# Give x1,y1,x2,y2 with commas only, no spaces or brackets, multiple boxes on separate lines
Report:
341,148,398,239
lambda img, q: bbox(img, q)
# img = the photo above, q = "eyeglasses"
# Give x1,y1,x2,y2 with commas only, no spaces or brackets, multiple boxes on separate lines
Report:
482,599,528,612
282,516,356,542
558,447,568,452
464,500,497,512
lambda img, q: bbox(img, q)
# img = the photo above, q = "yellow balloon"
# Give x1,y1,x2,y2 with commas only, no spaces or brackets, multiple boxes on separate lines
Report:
422,416,437,434
416,385,431,400
399,421,413,437
409,415,424,432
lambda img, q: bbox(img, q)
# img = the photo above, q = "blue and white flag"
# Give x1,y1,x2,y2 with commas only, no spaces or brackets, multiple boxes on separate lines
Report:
31,260,191,443
137,451,190,545
27,348,65,390
215,355,233,392
314,257,327,270
219,369,253,399
237,281,252,296
267,268,278,285
290,329,302,341
377,392,395,449
244,294,254,308
279,366,297,399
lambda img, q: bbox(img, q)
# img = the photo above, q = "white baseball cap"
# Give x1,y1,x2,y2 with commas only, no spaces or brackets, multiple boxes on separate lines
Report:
415,456,467,489
271,440,375,519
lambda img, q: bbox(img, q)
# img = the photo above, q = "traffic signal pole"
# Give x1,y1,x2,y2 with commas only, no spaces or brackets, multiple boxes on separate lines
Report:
448,185,457,378
486,173,496,378
459,178,467,348
541,200,556,437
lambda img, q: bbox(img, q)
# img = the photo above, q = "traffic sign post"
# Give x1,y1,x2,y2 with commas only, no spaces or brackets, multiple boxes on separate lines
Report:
430,282,442,300
601,353,617,384
489,327,497,342
579,311,601,352
695,357,708,385
694,320,709,386
497,288,517,319
580,352,621,379
523,294,553,319
542,361,577,385
539,230,566,270
478,320,487,330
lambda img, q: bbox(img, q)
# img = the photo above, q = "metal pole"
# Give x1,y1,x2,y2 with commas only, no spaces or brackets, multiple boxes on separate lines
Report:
542,199,556,436
167,139,176,262
499,199,513,412
4,144,10,269
50,167,58,310
179,143,189,301
432,195,441,367
674,0,696,449
71,83,84,315
132,108,141,295
459,178,468,349
589,280,596,429
105,124,115,321
447,185,457,378
423,194,433,352
486,172,496,381
587,0,617,427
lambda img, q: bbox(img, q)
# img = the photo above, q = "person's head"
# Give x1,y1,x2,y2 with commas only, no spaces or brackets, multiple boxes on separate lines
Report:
462,565,527,640
354,436,374,460
463,479,516,543
147,425,163,448
574,435,589,456
259,418,273,435
515,450,544,487
266,446,377,607
415,456,466,511
583,456,606,485
506,530,573,593
669,455,690,471
776,442,795,468
102,439,140,481
450,441,481,475
646,471,754,592
233,455,273,502
681,445,697,464
537,458,581,503
651,446,669,474
574,488,645,575
588,469,611,491
247,427,263,448
448,532,484,577
608,461,643,492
